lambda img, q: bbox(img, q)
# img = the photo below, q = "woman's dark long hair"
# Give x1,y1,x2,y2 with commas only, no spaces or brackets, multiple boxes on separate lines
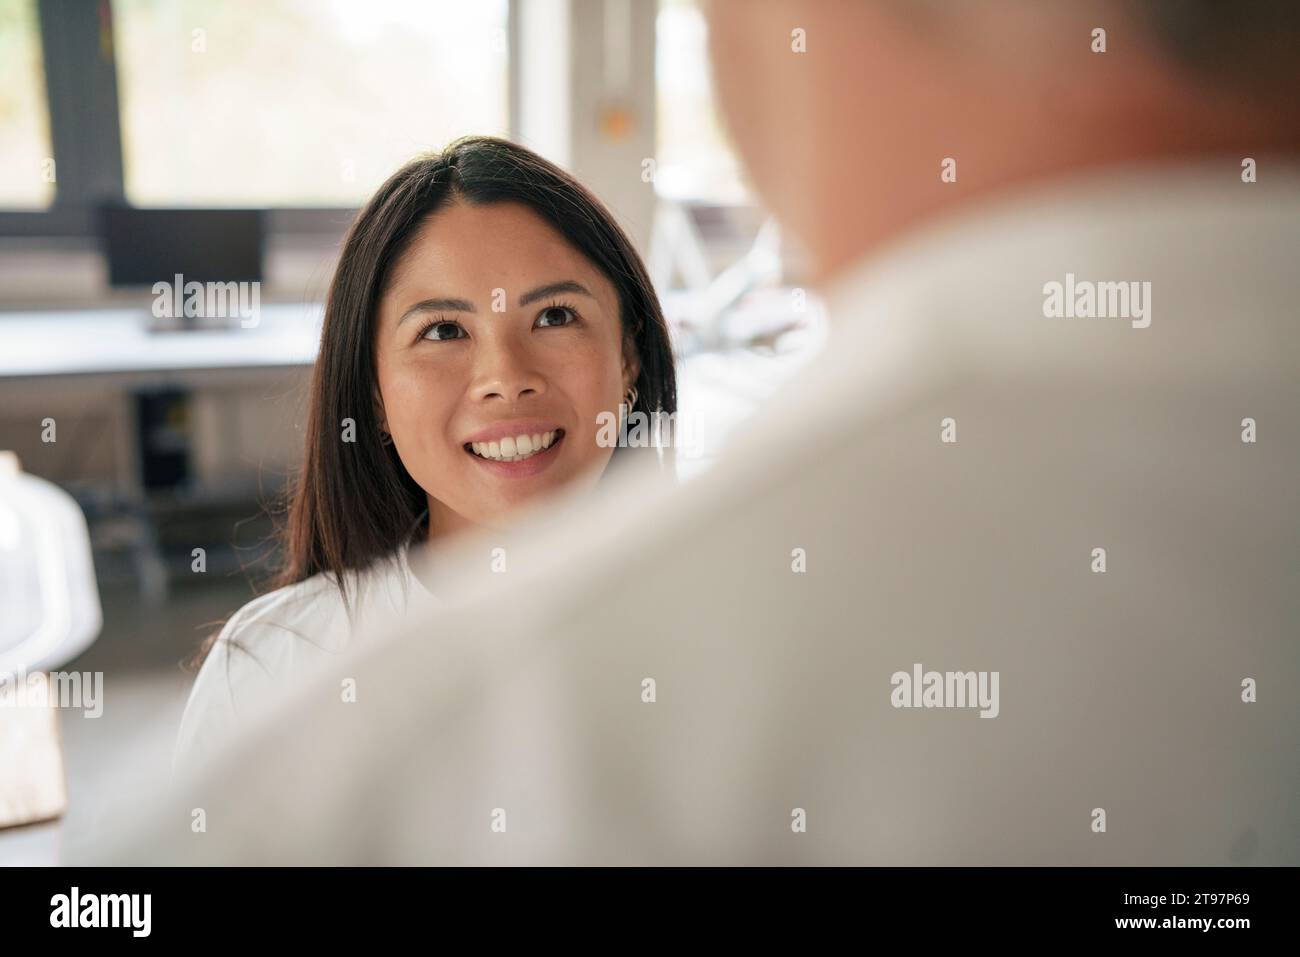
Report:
192,136,676,666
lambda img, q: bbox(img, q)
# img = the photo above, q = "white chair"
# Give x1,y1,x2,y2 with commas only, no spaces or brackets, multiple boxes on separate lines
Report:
0,450,101,831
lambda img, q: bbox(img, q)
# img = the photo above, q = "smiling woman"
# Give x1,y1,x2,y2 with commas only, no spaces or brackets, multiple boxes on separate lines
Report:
374,200,652,537
174,137,676,781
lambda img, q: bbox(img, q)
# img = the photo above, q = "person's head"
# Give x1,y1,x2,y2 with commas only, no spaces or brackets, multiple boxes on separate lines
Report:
706,0,1300,281
280,136,675,596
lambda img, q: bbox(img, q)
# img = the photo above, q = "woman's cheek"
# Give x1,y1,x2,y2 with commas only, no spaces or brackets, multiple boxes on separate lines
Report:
549,340,624,432
386,363,461,464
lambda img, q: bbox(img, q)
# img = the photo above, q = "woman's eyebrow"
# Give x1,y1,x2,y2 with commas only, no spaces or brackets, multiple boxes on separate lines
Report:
396,282,593,325
397,297,476,325
518,280,594,306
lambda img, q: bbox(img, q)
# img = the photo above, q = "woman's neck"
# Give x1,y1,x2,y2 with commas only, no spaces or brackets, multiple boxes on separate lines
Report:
423,496,489,548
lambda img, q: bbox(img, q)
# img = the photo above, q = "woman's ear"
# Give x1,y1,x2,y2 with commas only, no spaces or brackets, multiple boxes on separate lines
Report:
372,386,388,434
621,340,642,393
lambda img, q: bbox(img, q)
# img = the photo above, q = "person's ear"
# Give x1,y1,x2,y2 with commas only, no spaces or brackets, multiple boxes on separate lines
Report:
621,340,641,395
372,386,389,435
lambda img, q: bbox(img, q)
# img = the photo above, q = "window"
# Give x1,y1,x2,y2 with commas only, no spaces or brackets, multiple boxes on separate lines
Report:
0,0,55,209
655,0,749,205
112,0,510,207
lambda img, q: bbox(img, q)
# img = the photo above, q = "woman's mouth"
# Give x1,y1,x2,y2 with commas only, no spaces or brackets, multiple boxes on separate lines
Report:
465,428,564,463
463,428,564,478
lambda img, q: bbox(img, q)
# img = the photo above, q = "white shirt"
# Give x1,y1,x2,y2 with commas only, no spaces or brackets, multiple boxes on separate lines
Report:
99,160,1300,864
172,544,434,785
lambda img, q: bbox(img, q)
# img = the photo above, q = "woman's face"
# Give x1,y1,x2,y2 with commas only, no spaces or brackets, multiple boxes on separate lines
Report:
374,200,638,538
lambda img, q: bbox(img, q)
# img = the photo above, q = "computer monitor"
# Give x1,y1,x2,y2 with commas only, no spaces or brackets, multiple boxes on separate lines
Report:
99,206,265,288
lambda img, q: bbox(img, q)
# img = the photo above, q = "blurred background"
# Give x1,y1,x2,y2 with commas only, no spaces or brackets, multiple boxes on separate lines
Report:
0,0,826,862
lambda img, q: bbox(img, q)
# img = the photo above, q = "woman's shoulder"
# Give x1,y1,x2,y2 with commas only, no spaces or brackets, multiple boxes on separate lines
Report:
172,572,354,783
192,564,378,708
203,545,424,676
173,550,426,783
220,572,349,654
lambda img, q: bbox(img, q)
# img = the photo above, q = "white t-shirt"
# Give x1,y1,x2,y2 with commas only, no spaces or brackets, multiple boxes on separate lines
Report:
172,544,434,784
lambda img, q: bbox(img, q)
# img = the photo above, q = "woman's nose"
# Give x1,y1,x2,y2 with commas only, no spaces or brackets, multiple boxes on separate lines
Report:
469,337,546,403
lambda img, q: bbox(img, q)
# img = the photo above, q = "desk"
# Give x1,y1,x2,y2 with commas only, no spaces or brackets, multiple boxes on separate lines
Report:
0,303,324,382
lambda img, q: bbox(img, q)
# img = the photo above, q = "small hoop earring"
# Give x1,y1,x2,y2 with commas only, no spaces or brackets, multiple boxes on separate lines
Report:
623,385,639,411
380,429,394,447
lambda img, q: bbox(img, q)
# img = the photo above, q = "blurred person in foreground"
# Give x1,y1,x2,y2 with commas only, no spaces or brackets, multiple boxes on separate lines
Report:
96,0,1299,864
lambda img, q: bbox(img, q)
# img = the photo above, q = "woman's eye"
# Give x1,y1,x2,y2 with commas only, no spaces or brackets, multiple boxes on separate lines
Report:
536,305,576,328
423,320,466,341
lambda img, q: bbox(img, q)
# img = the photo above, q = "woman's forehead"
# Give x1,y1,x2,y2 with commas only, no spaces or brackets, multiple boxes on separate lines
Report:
389,200,608,297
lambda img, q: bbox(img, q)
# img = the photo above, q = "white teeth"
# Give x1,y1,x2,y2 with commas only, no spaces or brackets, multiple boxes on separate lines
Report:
471,430,559,462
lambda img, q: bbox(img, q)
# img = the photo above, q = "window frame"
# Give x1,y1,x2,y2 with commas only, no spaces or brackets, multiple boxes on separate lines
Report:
0,0,517,242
